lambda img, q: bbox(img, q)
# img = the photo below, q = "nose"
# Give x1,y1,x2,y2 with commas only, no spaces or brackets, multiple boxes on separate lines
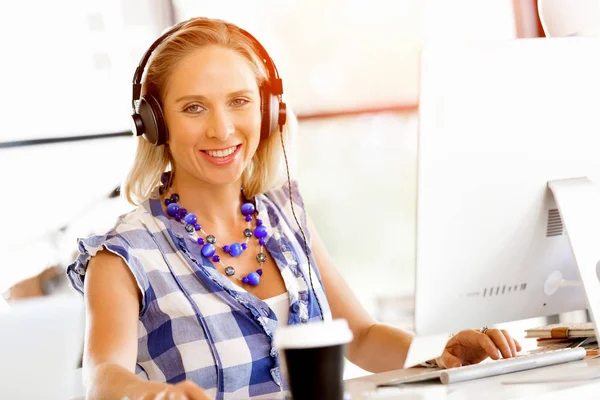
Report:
206,107,235,141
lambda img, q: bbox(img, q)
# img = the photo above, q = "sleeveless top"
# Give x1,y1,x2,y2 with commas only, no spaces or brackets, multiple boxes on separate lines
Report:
66,180,332,400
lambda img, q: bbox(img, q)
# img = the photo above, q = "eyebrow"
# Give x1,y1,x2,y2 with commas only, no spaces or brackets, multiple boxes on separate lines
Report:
174,90,255,103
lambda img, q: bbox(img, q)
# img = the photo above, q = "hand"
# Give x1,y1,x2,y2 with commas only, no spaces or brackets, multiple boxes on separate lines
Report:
127,380,212,400
435,328,522,369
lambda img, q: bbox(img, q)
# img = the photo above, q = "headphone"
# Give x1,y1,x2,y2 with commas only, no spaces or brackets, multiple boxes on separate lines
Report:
131,19,287,146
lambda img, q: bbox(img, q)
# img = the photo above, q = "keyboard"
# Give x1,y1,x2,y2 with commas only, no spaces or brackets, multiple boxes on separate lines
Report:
379,347,587,386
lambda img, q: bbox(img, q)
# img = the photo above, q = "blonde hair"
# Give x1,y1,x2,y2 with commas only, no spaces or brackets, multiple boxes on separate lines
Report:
123,17,294,205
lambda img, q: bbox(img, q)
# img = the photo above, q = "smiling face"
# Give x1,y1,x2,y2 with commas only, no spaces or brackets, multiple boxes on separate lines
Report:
162,45,263,188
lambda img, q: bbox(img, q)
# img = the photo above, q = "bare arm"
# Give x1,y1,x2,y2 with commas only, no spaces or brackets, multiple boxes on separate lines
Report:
82,249,149,398
308,218,413,373
82,250,210,400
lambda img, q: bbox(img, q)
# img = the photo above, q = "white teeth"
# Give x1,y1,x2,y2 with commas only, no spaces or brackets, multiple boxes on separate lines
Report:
206,146,236,158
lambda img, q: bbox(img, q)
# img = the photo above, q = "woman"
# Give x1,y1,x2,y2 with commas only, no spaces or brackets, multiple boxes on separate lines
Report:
67,17,522,400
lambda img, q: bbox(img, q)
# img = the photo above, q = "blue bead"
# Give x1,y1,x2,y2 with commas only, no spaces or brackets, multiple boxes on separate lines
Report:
212,255,220,262
259,238,266,246
183,213,197,225
201,244,216,257
241,202,255,216
246,272,260,286
256,268,263,276
228,243,243,257
245,215,252,222
241,243,248,250
197,238,204,245
256,219,263,226
242,277,249,284
164,198,172,206
194,223,201,231
254,225,268,239
179,208,187,216
166,203,179,217
223,245,230,252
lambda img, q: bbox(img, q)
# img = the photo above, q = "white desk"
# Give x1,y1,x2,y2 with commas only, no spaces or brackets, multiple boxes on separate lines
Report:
69,358,600,399
345,357,600,399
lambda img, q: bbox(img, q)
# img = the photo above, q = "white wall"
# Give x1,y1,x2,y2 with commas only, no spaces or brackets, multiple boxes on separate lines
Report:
0,0,519,298
174,0,424,114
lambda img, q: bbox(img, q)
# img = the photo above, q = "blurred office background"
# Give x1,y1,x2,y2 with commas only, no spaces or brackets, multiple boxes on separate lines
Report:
0,0,548,376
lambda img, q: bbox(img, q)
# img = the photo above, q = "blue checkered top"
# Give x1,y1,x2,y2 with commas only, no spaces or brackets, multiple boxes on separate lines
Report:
66,180,332,399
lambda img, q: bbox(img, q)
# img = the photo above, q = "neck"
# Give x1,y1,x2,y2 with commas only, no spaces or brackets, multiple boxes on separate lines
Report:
167,174,247,227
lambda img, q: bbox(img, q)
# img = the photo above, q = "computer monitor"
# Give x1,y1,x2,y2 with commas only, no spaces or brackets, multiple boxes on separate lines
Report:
413,37,600,339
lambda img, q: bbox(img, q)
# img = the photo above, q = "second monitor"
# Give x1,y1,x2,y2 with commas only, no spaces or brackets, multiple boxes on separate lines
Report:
414,37,600,337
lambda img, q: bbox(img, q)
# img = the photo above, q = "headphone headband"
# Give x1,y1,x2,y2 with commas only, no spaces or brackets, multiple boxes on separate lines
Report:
131,19,283,113
131,18,287,145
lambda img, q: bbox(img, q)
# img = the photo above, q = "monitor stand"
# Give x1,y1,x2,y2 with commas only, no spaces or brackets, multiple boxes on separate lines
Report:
548,177,600,333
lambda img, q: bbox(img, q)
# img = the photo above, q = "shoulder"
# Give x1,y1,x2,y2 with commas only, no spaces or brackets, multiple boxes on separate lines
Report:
75,203,151,250
66,201,158,315
261,179,307,215
259,179,312,244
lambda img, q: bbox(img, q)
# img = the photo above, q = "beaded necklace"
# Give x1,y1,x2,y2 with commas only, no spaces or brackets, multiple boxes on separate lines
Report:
160,174,268,286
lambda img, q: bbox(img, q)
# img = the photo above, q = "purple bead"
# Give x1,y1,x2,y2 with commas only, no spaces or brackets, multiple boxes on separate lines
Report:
246,272,260,286
183,213,197,225
228,243,243,257
212,255,220,262
170,193,179,203
256,269,263,276
194,223,201,231
179,208,187,216
242,277,249,284
259,238,266,246
201,243,216,258
245,215,252,222
254,225,268,239
166,203,179,217
256,219,263,226
164,198,172,206
241,202,255,216
197,238,204,245
223,245,230,253
241,243,248,250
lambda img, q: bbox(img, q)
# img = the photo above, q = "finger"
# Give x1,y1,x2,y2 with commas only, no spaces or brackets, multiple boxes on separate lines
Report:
168,392,189,400
437,351,462,369
477,332,501,360
515,338,522,352
486,329,513,359
500,329,518,357
179,381,211,400
153,390,170,400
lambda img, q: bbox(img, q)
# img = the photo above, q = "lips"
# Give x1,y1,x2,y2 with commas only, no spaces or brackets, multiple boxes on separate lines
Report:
199,144,242,165
202,145,238,158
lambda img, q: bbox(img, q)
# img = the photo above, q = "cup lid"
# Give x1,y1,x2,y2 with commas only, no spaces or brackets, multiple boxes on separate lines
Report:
273,319,354,350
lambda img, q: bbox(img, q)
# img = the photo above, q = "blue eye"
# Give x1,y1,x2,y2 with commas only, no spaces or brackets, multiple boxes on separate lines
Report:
231,98,249,107
184,104,204,113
